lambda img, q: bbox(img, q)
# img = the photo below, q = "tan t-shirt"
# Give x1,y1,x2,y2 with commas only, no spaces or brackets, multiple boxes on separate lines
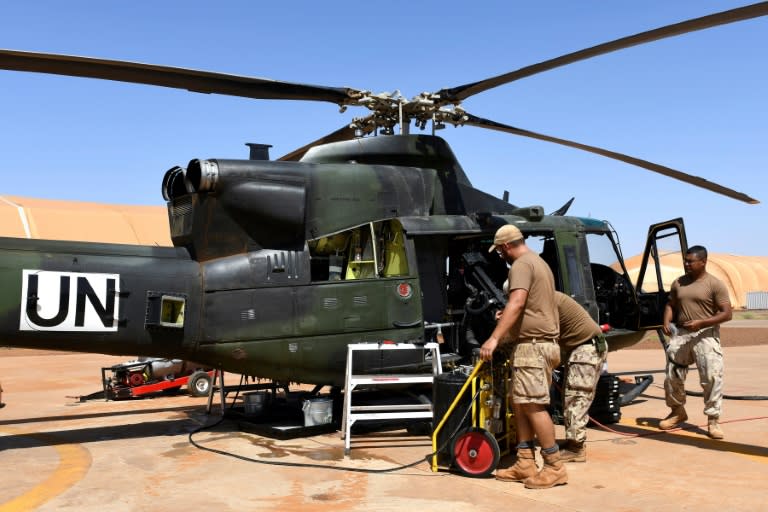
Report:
507,251,559,341
671,272,730,325
556,291,602,349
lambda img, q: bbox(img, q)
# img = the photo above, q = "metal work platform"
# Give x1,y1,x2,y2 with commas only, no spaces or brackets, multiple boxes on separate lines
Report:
341,341,442,455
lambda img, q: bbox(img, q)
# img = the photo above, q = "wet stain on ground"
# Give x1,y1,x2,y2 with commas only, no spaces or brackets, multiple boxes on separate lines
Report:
183,427,412,466
305,446,345,461
161,446,192,459
612,438,638,445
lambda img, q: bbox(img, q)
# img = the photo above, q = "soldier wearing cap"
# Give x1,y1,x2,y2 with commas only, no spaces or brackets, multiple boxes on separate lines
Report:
479,224,567,489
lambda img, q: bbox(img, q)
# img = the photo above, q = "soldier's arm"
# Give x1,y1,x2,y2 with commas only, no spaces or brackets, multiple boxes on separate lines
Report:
479,288,527,361
662,302,675,335
662,284,679,335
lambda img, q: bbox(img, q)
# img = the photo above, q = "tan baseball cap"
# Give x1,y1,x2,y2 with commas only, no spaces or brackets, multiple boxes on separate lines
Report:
488,224,524,253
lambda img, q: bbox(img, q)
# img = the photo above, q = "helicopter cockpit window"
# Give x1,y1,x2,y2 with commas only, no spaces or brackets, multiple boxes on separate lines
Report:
307,220,408,281
584,231,635,328
586,232,637,328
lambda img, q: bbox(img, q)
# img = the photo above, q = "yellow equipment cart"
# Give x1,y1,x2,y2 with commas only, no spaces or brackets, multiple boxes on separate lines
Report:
431,359,516,477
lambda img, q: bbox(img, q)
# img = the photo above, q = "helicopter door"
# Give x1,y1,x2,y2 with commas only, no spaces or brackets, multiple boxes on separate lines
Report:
634,218,688,330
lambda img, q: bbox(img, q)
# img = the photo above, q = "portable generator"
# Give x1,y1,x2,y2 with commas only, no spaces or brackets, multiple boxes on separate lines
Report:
431,359,516,477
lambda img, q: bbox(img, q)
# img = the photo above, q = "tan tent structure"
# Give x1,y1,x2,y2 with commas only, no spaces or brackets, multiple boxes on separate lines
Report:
623,251,768,310
0,195,171,246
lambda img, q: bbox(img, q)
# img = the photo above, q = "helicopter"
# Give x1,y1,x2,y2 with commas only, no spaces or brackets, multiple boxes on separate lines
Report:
0,2,763,389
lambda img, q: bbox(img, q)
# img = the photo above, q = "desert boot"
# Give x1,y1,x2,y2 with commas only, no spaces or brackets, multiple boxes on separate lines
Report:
659,406,687,430
559,440,586,463
707,417,724,439
496,446,537,482
524,449,568,489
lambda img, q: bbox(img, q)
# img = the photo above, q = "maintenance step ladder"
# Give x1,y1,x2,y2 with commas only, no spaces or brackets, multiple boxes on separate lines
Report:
341,342,442,456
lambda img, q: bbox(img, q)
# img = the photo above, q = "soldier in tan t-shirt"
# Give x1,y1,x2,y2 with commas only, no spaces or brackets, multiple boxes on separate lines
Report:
658,245,732,439
555,292,606,462
479,224,566,489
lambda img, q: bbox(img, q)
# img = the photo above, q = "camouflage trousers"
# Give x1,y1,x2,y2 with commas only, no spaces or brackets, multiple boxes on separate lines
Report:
563,342,607,443
664,326,724,418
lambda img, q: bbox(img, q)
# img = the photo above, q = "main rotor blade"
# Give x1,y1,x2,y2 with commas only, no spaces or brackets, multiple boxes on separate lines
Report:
440,2,768,102
463,113,759,205
0,49,357,105
278,122,362,161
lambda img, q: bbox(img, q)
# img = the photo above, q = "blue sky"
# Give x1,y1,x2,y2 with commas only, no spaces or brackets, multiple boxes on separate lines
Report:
1,1,765,258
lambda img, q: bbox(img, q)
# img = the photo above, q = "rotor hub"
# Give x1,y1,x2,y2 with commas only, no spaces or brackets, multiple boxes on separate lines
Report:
347,90,468,135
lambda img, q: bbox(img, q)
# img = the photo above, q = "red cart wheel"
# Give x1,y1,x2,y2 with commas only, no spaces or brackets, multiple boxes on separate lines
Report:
451,427,500,478
128,372,145,387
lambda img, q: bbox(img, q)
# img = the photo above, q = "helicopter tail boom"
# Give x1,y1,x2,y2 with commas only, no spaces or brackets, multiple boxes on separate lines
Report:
0,237,201,359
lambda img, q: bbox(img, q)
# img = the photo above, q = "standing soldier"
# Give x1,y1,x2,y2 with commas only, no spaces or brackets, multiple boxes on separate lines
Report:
555,291,607,462
658,245,731,439
480,224,566,489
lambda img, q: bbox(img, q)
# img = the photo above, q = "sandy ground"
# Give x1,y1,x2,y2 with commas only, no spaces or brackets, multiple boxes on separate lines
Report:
1,320,766,511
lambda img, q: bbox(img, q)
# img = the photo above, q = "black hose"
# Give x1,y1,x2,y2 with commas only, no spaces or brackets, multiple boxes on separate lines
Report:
686,389,768,401
465,298,492,315
188,418,429,473
188,386,484,473
619,375,653,405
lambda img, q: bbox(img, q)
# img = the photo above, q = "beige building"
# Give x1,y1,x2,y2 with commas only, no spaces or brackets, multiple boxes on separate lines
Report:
2,195,766,308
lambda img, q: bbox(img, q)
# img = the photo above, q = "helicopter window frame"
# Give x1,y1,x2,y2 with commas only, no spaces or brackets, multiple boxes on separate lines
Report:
563,245,584,298
345,223,379,279
306,220,409,282
515,232,563,291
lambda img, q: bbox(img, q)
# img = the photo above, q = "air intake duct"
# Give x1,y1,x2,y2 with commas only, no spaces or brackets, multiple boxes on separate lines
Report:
161,166,189,201
185,159,220,193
